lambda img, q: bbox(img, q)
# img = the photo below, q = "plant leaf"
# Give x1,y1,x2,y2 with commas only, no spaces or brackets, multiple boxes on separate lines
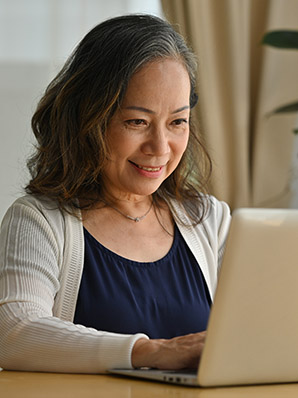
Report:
271,101,298,114
294,128,298,135
262,30,298,49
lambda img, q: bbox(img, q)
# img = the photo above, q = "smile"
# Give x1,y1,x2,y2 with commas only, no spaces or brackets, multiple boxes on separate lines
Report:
137,165,162,172
129,161,163,172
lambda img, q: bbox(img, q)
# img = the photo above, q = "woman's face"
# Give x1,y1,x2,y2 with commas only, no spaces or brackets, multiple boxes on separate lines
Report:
103,58,191,200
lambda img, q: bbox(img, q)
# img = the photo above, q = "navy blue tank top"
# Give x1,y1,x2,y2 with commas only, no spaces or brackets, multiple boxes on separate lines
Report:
74,225,211,339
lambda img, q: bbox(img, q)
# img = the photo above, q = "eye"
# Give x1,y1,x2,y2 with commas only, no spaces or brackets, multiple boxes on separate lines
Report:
125,119,147,126
171,118,188,126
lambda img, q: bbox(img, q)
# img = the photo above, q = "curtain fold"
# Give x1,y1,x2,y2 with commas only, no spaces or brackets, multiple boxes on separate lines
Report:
161,0,298,209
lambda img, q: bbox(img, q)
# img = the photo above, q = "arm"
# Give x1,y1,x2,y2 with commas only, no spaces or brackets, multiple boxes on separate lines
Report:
0,199,147,373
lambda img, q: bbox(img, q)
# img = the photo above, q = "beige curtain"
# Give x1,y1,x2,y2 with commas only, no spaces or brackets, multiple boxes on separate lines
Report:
162,0,298,209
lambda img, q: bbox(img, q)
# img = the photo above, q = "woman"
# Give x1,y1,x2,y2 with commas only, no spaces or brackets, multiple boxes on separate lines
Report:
0,14,230,373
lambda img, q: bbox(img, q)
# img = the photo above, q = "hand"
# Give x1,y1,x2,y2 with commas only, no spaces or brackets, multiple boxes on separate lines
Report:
131,331,206,370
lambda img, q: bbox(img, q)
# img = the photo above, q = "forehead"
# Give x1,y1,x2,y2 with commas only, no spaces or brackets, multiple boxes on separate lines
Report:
121,58,191,108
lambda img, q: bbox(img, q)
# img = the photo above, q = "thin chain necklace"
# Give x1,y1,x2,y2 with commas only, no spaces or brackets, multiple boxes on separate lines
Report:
103,200,154,222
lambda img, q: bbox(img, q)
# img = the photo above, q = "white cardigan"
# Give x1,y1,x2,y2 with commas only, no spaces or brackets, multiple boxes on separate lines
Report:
0,194,230,373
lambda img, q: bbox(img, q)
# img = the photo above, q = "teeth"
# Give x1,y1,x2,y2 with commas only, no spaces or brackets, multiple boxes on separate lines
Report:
138,165,161,172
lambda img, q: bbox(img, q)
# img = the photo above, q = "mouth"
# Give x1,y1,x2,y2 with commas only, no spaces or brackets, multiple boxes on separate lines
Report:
129,161,163,172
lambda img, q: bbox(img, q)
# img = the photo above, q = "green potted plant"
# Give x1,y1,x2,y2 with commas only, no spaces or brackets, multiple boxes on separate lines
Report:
262,30,298,133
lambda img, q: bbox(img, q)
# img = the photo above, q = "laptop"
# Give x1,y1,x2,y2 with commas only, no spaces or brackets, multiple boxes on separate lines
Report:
110,208,298,387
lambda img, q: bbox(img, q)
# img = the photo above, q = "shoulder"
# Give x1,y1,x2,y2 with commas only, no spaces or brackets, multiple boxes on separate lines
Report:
205,195,231,230
170,194,230,226
1,194,81,246
2,195,63,230
170,194,231,244
1,194,84,275
11,194,63,214
2,194,81,223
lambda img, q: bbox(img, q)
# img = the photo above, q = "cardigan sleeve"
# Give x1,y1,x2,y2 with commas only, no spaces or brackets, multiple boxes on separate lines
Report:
0,198,148,373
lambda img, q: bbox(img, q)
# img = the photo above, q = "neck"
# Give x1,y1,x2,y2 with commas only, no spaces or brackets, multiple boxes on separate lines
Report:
103,189,152,208
100,194,154,223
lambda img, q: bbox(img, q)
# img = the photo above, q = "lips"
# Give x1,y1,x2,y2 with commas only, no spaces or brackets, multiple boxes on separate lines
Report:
129,161,163,172
137,165,162,172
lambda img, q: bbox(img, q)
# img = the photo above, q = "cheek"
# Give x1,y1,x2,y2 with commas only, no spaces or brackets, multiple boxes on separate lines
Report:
107,138,132,162
175,134,189,158
168,136,189,174
107,128,139,162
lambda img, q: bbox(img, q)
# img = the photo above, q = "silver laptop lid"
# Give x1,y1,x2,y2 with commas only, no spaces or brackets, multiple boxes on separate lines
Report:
198,208,298,386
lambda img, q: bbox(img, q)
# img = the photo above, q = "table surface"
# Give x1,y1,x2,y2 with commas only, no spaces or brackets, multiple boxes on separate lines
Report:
1,370,298,398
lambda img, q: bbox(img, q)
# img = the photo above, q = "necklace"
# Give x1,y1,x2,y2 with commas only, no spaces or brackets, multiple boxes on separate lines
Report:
104,200,153,222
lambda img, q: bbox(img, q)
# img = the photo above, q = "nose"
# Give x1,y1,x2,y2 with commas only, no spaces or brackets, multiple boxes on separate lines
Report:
141,125,170,156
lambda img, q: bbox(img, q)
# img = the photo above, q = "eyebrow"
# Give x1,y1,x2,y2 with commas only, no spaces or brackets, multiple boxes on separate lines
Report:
124,105,190,114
